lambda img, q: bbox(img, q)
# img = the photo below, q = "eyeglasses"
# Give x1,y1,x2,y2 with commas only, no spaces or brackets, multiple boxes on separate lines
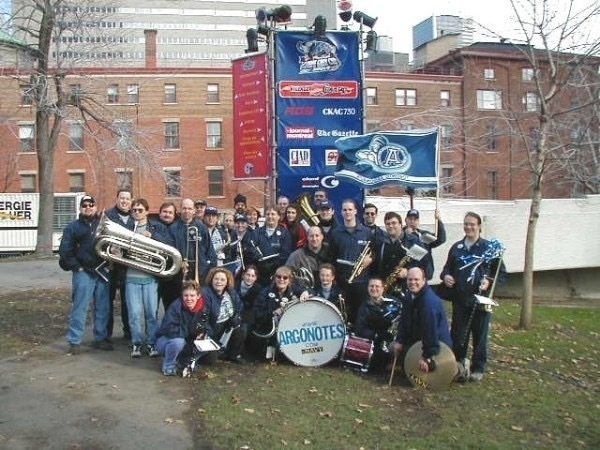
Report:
81,203,95,208
275,274,289,280
364,212,376,216
132,208,146,213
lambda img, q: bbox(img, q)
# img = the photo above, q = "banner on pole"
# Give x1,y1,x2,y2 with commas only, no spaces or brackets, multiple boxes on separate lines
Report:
335,129,439,189
232,53,270,179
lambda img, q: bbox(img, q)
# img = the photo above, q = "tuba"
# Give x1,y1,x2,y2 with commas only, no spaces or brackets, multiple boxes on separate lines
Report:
95,215,182,278
295,193,320,229
292,267,315,289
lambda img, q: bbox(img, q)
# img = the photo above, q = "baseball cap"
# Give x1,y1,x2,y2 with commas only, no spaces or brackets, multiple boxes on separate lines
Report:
406,209,419,218
234,214,248,222
204,206,218,215
194,199,207,207
80,195,95,206
319,200,332,209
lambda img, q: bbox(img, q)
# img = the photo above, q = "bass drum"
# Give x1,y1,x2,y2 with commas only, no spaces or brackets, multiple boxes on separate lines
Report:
277,297,346,367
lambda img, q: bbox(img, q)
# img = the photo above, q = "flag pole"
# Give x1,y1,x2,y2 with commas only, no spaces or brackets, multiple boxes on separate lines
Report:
434,126,441,234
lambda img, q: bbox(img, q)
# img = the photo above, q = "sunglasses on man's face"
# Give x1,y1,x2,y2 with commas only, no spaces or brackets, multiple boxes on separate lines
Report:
81,203,95,208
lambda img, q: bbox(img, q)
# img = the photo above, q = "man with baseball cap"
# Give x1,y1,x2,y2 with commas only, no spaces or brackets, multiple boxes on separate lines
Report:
404,208,447,280
317,200,337,239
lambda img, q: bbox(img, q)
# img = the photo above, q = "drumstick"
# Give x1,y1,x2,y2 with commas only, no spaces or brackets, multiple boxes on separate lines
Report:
388,353,398,387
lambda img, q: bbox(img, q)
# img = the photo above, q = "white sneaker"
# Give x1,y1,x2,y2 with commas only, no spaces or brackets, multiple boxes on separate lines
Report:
469,372,484,382
131,344,142,358
147,345,159,358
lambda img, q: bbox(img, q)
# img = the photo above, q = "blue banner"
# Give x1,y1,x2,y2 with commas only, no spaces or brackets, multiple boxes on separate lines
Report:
335,129,439,188
274,30,364,211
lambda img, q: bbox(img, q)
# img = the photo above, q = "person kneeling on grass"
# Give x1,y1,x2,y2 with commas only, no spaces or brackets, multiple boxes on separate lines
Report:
154,280,204,376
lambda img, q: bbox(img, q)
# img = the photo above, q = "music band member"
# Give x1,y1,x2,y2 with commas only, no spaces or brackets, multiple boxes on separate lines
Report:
372,211,422,298
253,266,310,360
392,267,468,381
313,263,347,321
328,199,374,325
233,193,247,215
362,203,385,243
285,226,331,287
168,198,216,287
247,206,292,286
155,280,205,376
59,195,113,354
281,203,307,249
105,188,134,340
440,211,506,382
316,200,337,239
404,208,447,280
354,277,401,372
124,198,169,359
157,201,180,313
203,206,229,266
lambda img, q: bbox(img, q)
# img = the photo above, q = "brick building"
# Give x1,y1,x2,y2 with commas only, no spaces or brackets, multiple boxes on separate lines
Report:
1,38,597,211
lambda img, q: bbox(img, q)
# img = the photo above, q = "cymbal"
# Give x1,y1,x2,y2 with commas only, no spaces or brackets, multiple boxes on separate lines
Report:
404,341,457,391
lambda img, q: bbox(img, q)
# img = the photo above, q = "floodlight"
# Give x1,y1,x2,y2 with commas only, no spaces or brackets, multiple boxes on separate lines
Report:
338,11,352,23
313,15,327,38
353,11,377,29
245,28,259,53
365,30,378,52
257,24,270,37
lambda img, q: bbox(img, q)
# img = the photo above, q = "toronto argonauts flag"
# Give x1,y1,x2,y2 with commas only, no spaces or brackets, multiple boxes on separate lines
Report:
334,128,439,188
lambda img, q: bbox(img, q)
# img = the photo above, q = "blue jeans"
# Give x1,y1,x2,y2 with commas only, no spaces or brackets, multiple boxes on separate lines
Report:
66,270,110,345
125,279,159,345
156,336,185,372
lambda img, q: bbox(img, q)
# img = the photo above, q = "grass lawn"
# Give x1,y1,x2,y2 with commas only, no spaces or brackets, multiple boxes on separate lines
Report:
1,292,598,449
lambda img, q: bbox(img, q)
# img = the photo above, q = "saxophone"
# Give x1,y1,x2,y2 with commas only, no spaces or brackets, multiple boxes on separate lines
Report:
384,254,410,297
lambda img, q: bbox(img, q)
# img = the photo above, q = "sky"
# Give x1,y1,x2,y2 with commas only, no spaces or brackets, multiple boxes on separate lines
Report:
345,0,599,56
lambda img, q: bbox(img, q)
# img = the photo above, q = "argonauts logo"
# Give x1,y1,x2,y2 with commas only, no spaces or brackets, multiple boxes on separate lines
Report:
296,39,341,74
355,135,412,173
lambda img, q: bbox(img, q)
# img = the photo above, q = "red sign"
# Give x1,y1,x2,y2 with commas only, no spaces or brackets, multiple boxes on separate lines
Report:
278,81,358,99
232,53,270,179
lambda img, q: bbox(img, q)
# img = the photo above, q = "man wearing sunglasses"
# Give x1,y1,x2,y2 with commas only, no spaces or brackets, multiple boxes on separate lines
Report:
59,195,113,355
362,203,385,244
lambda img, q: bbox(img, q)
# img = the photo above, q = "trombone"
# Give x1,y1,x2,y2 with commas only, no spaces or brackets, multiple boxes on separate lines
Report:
185,224,200,284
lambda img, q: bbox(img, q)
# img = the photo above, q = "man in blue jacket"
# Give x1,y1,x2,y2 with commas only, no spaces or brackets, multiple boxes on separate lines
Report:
59,195,113,354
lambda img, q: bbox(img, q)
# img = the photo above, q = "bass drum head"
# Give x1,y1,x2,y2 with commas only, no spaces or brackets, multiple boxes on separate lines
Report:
404,341,457,391
277,297,346,367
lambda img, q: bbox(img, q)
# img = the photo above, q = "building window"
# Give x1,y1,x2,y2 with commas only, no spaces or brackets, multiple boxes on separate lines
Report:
486,124,497,151
206,121,222,148
522,92,540,112
441,166,453,195
207,83,220,103
115,120,133,151
20,84,33,106
476,90,502,110
116,170,133,190
127,84,139,103
165,169,181,197
440,90,450,107
487,170,498,199
440,124,452,148
69,83,83,106
68,172,85,192
164,122,180,149
20,173,37,193
207,168,223,196
484,68,495,80
107,84,119,104
366,87,378,105
365,120,380,132
164,83,177,103
53,196,77,232
69,122,84,151
395,89,417,106
19,124,35,152
522,68,535,82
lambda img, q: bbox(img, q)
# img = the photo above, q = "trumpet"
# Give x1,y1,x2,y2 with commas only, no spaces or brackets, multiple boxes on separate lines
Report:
348,241,373,284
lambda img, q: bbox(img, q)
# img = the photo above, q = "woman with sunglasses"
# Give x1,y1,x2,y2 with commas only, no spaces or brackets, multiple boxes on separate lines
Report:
124,198,169,359
253,266,310,360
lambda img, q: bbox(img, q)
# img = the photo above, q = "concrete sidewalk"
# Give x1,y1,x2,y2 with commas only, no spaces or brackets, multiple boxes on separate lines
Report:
0,258,197,450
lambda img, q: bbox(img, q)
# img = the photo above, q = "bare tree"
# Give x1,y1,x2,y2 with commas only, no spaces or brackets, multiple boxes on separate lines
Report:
504,0,600,328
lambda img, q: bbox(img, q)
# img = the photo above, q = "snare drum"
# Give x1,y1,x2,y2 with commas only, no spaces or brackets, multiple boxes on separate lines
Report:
277,297,346,367
340,334,374,372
